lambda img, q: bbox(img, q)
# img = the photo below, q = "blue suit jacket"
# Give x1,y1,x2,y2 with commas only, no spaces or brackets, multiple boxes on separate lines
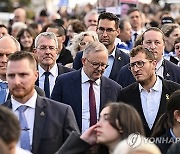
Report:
3,96,79,154
116,59,180,87
117,77,180,137
73,48,129,81
51,69,122,130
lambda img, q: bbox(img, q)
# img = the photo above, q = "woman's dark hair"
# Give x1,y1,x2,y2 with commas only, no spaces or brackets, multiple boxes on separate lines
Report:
17,27,36,52
152,90,180,137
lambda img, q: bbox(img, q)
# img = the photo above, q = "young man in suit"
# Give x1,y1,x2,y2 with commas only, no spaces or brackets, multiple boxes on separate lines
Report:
73,12,129,81
34,32,73,98
3,51,79,154
118,45,180,137
51,41,122,132
116,27,180,87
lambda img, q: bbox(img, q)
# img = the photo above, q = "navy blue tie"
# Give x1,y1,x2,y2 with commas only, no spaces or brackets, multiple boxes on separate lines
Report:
0,82,8,104
18,105,30,151
44,71,51,98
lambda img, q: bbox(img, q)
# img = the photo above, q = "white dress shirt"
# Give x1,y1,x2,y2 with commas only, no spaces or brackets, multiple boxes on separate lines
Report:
38,64,58,95
139,76,162,129
155,58,164,78
12,90,37,149
81,69,100,133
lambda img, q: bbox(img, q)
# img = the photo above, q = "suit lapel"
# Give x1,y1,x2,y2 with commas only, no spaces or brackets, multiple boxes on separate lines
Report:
163,60,171,80
32,96,47,154
69,70,82,129
100,77,111,111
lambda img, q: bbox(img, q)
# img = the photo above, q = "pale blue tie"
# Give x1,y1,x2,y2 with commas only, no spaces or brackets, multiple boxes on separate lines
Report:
18,105,31,151
0,82,8,104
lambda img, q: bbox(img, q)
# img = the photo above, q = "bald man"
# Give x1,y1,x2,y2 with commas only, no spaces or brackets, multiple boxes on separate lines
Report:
13,8,26,23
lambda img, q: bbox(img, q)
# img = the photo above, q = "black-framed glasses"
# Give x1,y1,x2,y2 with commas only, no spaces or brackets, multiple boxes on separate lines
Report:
129,60,152,70
37,45,57,51
86,58,109,69
97,27,117,34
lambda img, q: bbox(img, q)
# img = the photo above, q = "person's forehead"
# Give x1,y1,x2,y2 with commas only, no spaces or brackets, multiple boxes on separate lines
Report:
144,30,163,39
37,36,56,44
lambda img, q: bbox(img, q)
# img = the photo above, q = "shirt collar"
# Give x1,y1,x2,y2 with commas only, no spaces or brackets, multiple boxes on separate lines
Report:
0,79,8,84
12,90,37,112
38,64,58,77
156,58,164,71
139,76,161,92
109,47,116,58
81,69,100,86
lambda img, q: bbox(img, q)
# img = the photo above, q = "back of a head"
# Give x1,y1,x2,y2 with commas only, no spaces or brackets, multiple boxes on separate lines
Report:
113,136,161,154
0,106,20,144
0,138,9,154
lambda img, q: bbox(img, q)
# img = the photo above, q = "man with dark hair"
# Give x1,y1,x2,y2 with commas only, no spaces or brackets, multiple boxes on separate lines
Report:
118,45,180,137
0,24,8,37
0,106,31,154
116,27,180,87
46,24,73,65
3,51,79,154
73,12,129,81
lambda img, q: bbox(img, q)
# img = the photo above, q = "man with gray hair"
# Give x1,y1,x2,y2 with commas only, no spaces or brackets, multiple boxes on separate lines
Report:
84,10,99,29
34,32,73,98
51,41,122,132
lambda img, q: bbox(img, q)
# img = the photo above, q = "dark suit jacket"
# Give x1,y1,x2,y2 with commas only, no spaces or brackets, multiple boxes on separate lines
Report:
117,78,180,137
51,69,122,130
35,63,73,86
56,46,73,66
116,59,180,87
3,95,79,154
55,131,90,154
73,48,130,81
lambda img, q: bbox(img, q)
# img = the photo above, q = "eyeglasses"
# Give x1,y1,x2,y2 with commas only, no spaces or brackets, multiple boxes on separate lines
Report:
86,58,109,69
129,60,152,70
37,45,57,51
79,42,89,46
97,27,117,34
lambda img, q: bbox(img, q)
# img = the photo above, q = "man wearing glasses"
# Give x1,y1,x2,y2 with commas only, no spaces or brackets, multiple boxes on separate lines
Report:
34,32,73,98
118,45,180,137
116,27,180,87
51,41,122,132
73,12,129,81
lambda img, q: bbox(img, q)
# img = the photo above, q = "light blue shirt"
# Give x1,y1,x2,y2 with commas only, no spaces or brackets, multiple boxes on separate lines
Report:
103,48,116,78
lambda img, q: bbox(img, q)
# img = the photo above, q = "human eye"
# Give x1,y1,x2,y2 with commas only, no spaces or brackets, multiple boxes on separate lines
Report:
137,61,144,67
98,27,105,32
7,74,15,78
39,46,46,50
92,62,99,67
49,46,56,50
0,53,3,57
106,28,114,33
155,41,161,45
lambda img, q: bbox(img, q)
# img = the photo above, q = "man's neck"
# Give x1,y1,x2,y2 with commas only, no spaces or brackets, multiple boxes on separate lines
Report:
40,64,55,72
107,45,115,55
141,74,157,92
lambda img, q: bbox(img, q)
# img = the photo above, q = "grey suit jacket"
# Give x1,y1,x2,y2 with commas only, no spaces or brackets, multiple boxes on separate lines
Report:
3,95,79,154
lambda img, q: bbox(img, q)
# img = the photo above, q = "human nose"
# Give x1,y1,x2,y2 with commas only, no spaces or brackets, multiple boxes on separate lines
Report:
14,75,21,84
149,42,156,50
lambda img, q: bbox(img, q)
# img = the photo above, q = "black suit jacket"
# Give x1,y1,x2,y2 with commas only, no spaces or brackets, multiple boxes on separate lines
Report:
3,95,79,154
56,46,73,66
51,69,122,130
73,48,129,81
116,59,180,87
35,63,73,86
117,78,180,137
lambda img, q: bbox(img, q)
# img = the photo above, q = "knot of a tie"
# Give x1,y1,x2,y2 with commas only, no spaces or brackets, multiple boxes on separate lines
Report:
0,82,8,89
18,105,28,113
44,71,51,77
89,80,94,86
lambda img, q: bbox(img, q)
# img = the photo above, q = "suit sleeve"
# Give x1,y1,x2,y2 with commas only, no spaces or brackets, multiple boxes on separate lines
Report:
55,131,90,154
63,105,80,141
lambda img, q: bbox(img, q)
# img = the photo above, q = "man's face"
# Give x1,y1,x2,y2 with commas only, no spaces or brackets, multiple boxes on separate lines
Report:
128,11,142,30
167,28,180,47
0,37,17,77
119,21,132,42
7,59,38,103
97,19,119,48
34,36,58,70
0,27,8,37
82,51,108,81
130,52,156,86
142,30,165,62
85,14,98,27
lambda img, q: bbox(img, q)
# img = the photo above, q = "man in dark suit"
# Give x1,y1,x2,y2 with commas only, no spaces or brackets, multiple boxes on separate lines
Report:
116,27,180,87
118,45,180,137
51,42,122,132
3,51,79,154
34,32,73,98
73,12,129,81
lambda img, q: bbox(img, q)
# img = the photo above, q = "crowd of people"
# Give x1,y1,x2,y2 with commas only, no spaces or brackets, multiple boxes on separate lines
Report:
0,2,180,154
